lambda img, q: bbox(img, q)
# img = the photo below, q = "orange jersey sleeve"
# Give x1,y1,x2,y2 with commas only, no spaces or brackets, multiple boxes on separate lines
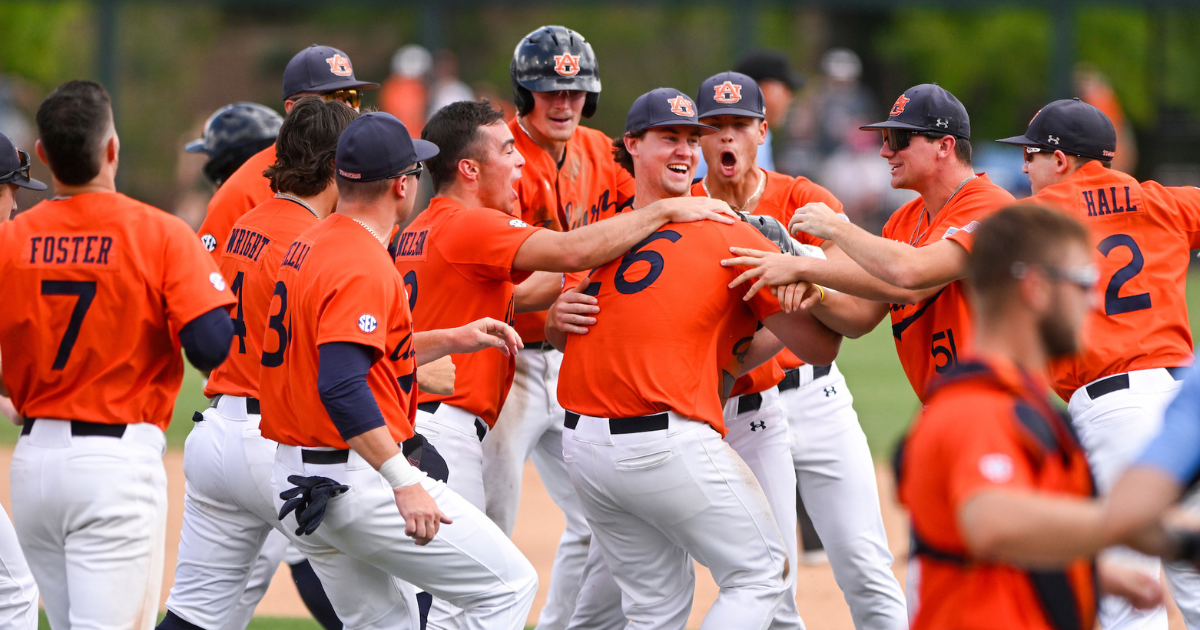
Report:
1035,163,1198,398
394,197,542,426
258,215,416,448
0,192,235,429
204,198,319,399
558,220,782,434
881,175,1013,401
196,145,277,264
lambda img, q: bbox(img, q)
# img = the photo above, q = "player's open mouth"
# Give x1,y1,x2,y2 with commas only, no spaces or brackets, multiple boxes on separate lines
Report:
549,116,571,124
667,164,689,175
719,150,737,177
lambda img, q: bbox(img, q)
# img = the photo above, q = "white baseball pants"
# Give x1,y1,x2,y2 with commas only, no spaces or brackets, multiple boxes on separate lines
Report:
780,363,907,630
564,412,788,630
484,347,591,630
1068,367,1200,630
0,500,37,630
273,443,537,630
11,419,168,630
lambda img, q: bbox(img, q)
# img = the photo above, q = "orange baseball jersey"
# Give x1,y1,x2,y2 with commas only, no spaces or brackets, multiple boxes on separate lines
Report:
258,214,417,449
693,169,845,396
881,174,1014,401
196,144,276,263
558,220,783,435
510,118,635,344
1032,162,1200,399
394,196,543,427
0,192,234,429
204,197,319,398
897,357,1095,630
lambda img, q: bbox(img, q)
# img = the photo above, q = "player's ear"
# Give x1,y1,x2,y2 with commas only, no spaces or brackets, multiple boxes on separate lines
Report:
758,120,769,146
457,158,479,183
34,140,48,167
624,134,639,158
106,133,120,165
392,175,407,200
1054,151,1071,174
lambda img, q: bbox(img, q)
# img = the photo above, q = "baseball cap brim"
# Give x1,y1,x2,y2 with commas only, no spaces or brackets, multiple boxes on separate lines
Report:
698,107,765,120
859,119,932,132
287,78,380,99
412,138,440,164
3,173,47,191
634,120,719,135
995,134,1041,148
184,138,207,154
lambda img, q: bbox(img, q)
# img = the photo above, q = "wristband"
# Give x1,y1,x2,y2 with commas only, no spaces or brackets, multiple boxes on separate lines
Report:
379,451,426,489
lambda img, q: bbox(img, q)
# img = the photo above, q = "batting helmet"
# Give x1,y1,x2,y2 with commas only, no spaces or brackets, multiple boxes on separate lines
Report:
511,26,601,118
186,102,283,187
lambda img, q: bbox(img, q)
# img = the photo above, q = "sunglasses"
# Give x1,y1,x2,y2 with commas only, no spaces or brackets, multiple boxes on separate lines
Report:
389,162,423,181
1011,261,1099,291
881,129,945,152
321,89,361,109
0,150,31,185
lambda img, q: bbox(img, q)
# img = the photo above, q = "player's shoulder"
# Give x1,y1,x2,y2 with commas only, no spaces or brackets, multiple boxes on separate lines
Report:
572,124,616,146
960,173,1016,205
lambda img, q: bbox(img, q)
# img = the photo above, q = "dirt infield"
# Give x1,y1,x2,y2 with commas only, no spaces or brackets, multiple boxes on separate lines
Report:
0,448,1183,628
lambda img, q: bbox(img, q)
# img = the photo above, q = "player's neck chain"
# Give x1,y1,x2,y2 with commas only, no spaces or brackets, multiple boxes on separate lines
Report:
702,167,765,213
350,217,388,246
275,192,319,219
909,175,976,246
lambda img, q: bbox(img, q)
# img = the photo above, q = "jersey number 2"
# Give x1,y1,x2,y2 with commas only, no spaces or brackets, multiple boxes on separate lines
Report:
41,280,97,370
261,281,289,368
1097,234,1152,316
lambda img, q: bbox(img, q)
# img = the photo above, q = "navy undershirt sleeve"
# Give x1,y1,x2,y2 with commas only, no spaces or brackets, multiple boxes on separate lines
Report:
179,307,234,372
317,342,387,442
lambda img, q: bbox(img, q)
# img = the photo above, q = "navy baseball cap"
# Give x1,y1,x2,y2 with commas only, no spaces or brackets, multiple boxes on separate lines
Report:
861,84,970,140
696,72,766,120
282,45,379,101
625,88,717,135
0,132,45,191
997,98,1116,161
336,112,439,182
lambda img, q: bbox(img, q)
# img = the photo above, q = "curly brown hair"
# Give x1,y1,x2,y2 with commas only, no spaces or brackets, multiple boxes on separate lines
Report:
264,96,359,196
611,129,646,178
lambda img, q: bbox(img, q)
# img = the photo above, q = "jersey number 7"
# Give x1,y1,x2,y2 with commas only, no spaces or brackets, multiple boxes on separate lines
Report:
41,280,97,370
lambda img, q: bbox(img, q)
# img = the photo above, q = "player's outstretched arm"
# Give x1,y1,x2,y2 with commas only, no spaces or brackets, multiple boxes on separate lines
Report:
723,248,943,305
544,278,598,352
734,326,785,377
790,202,969,290
761,308,842,367
514,272,566,314
413,319,523,365
346,427,451,546
513,197,737,273
416,357,455,396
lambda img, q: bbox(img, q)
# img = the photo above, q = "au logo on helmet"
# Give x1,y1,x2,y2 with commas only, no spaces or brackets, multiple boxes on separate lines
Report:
713,81,742,104
326,54,353,77
668,95,695,117
890,94,910,116
554,53,581,77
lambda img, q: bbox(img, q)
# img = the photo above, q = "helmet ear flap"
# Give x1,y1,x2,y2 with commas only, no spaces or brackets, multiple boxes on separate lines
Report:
514,84,535,117
582,92,599,119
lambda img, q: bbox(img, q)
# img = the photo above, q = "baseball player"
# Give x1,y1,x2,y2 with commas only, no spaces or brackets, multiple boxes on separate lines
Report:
158,96,358,630
693,71,907,629
724,84,1014,405
997,98,1200,630
197,44,376,262
0,80,235,629
396,98,733,628
185,102,283,190
546,87,842,629
257,111,538,629
0,130,46,630
484,25,635,630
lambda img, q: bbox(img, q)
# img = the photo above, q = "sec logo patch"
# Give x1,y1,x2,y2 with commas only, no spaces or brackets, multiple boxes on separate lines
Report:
978,453,1014,483
358,314,378,334
201,234,217,252
509,219,528,228
209,272,226,292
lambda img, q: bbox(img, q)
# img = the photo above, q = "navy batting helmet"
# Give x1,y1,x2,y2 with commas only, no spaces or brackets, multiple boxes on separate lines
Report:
186,102,283,187
511,26,601,118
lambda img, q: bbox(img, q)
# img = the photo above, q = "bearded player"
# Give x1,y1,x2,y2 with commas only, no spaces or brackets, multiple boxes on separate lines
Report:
484,25,635,630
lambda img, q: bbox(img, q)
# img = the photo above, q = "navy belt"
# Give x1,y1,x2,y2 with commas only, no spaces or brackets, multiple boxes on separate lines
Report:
302,449,351,465
778,365,832,392
417,401,488,442
524,340,551,351
210,394,261,415
1085,367,1188,400
737,393,763,415
21,418,126,438
563,411,669,434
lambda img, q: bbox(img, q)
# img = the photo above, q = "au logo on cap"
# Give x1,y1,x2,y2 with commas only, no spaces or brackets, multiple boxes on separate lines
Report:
554,53,580,77
890,94,910,116
668,95,695,117
326,54,353,77
713,81,743,104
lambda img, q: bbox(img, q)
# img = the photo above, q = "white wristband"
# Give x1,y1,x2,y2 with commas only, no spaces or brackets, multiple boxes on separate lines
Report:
378,452,425,489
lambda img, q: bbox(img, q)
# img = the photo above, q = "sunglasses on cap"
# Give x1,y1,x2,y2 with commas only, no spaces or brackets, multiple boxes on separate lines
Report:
1011,261,1099,291
881,129,947,153
388,162,423,181
321,89,361,109
0,150,32,186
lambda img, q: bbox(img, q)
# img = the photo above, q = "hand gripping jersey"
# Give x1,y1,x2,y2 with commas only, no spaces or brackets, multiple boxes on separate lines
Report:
558,220,783,435
0,192,234,429
394,196,543,427
258,215,417,448
880,174,1014,402
1031,161,1200,400
197,145,277,263
204,197,320,399
896,358,1096,630
510,118,635,345
692,169,844,397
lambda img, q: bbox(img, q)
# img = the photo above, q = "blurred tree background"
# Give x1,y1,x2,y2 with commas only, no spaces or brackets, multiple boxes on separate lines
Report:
2,0,1200,221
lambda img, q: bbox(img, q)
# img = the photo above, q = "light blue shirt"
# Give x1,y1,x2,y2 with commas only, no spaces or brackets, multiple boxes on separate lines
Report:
1135,365,1200,486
